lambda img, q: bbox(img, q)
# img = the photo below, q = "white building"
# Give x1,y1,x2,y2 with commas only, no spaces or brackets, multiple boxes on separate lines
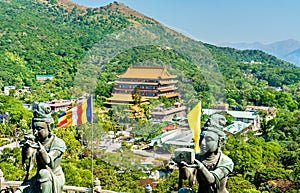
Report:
150,128,193,147
202,109,261,131
224,121,251,135
4,86,16,95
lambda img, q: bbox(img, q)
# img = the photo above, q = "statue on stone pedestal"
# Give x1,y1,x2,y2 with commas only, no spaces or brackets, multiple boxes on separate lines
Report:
16,103,66,193
177,114,234,193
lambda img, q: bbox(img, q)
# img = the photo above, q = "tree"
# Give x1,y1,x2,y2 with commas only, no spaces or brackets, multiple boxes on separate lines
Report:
0,95,33,132
132,86,142,106
227,175,258,193
131,122,162,142
54,127,81,159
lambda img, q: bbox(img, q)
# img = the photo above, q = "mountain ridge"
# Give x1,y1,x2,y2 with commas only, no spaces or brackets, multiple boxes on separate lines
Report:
220,39,300,67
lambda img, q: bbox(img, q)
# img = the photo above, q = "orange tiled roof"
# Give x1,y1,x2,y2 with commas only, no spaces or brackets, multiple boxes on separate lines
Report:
107,93,148,102
157,93,179,98
115,81,159,85
159,80,178,85
119,66,176,79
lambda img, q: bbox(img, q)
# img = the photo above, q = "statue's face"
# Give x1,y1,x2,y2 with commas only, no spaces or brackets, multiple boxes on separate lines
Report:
200,131,219,155
33,121,49,141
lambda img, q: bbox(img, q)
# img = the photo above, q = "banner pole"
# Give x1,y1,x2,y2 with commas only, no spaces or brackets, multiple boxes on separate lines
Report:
91,94,94,190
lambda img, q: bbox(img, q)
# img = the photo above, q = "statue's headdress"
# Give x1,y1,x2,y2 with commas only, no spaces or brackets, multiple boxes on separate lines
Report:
201,114,227,146
202,114,226,136
32,103,54,124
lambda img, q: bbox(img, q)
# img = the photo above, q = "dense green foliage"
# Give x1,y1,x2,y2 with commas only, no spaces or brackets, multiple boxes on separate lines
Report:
0,95,32,139
0,0,148,101
1,0,299,108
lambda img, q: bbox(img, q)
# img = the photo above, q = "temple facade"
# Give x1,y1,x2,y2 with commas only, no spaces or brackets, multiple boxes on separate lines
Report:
151,102,186,122
105,66,179,106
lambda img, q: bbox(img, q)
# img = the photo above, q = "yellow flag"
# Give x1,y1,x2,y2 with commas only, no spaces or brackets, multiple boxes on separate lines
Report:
187,102,201,153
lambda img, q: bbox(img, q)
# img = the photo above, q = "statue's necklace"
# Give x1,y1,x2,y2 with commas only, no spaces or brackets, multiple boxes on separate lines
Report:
202,152,221,170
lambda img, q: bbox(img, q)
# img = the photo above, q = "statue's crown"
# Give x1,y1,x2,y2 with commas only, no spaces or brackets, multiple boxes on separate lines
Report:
202,114,226,137
32,103,54,123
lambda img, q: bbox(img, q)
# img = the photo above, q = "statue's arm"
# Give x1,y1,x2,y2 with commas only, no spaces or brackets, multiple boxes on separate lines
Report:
195,154,234,184
180,160,215,184
194,160,215,184
210,156,234,181
37,141,64,167
196,161,233,185
38,147,62,166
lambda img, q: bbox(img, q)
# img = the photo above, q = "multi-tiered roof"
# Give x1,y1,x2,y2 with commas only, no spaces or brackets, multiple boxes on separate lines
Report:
105,65,179,106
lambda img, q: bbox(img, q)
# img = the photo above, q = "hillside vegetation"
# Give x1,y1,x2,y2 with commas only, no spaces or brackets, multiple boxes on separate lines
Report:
0,0,299,104
0,0,154,100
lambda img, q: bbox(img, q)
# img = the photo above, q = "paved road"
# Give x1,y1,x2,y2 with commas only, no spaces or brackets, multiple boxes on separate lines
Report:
98,137,121,152
133,149,171,160
98,136,171,165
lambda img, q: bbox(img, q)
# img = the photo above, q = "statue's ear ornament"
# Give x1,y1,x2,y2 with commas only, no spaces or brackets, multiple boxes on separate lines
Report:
218,136,226,146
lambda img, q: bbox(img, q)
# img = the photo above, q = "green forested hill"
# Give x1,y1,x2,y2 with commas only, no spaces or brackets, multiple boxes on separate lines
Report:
0,0,300,109
0,0,299,106
205,44,300,87
0,0,154,97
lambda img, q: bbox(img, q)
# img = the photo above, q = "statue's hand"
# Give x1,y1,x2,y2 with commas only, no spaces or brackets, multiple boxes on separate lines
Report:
180,161,189,167
180,161,199,168
36,141,46,152
24,133,35,141
15,189,22,193
26,141,45,150
194,159,204,169
27,142,40,149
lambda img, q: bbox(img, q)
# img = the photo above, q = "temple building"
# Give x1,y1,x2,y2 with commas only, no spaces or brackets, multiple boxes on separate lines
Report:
151,102,186,122
47,100,74,112
105,66,179,106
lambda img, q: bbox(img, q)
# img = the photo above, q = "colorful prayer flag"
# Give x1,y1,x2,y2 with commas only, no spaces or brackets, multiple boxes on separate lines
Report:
58,96,92,127
187,102,201,153
58,111,67,127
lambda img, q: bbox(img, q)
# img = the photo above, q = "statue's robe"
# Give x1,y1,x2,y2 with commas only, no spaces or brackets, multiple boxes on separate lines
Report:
18,135,66,193
197,153,234,193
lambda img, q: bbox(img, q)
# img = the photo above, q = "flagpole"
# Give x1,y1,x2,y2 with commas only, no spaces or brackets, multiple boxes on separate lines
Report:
91,94,94,190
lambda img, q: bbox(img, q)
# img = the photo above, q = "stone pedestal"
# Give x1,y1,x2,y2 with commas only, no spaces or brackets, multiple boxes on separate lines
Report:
0,169,4,190
144,184,152,193
93,177,101,192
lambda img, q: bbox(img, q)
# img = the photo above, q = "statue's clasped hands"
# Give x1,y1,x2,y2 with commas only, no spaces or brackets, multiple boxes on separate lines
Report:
180,159,204,170
27,141,46,152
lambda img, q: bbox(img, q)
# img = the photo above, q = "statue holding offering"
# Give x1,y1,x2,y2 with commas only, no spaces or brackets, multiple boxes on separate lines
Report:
16,103,66,193
177,114,234,193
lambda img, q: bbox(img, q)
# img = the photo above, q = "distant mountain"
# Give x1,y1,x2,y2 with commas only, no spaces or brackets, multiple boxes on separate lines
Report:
285,48,300,66
220,39,300,67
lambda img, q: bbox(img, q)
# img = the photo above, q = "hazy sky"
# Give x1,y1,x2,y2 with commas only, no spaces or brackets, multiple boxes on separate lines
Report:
70,0,300,45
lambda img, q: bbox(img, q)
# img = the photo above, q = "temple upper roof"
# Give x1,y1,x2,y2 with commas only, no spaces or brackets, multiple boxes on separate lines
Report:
119,65,176,79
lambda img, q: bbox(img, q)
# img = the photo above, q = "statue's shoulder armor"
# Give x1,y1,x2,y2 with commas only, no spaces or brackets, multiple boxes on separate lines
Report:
218,153,234,172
